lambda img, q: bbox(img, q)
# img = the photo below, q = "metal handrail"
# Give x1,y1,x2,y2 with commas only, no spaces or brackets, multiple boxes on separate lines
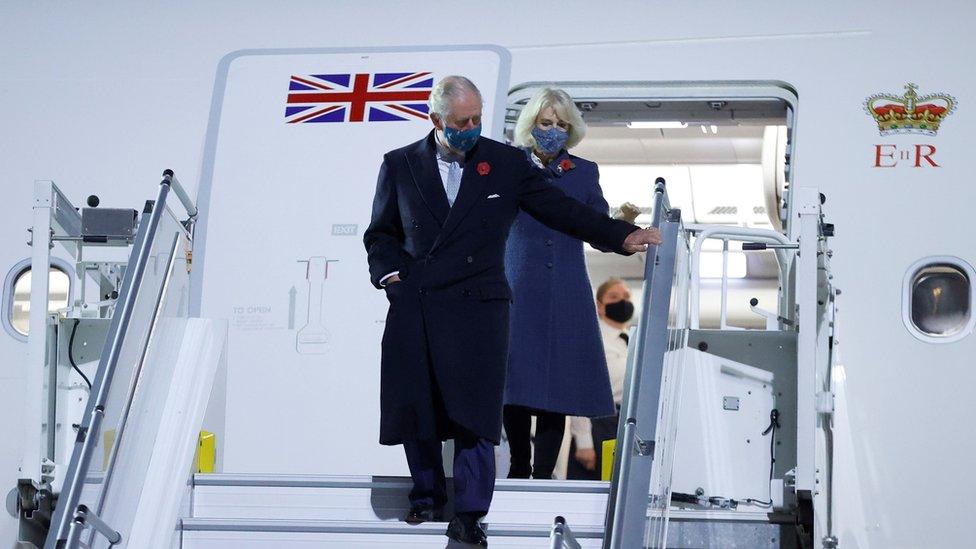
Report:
602,323,639,546
550,516,583,549
46,176,183,548
600,180,815,548
688,225,793,329
161,169,198,220
604,177,683,549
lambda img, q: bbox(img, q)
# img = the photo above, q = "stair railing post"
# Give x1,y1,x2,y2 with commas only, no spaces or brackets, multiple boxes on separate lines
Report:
604,178,682,549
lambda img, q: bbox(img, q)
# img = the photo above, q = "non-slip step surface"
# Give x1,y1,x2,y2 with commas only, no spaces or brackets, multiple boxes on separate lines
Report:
191,474,609,495
180,518,603,548
190,474,610,528
182,474,783,548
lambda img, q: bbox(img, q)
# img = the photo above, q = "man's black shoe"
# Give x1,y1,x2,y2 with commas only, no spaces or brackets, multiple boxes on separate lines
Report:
446,515,488,546
405,506,444,524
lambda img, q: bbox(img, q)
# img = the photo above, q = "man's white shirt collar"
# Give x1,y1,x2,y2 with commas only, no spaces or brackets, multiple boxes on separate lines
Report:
600,320,627,340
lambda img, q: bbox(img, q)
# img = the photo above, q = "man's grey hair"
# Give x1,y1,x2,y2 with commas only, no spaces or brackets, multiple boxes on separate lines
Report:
428,75,482,120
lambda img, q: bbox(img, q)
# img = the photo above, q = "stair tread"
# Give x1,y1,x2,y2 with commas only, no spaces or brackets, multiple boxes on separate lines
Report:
181,517,604,538
193,473,609,493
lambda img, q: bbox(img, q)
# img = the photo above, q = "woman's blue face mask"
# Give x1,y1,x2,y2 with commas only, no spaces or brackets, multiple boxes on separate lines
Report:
443,124,481,152
531,126,569,155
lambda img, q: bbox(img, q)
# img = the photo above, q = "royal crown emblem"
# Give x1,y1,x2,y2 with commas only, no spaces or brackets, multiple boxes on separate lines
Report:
865,83,956,136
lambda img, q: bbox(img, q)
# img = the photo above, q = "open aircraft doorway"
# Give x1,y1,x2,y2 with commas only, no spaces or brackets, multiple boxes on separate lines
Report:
502,82,821,549
506,81,795,331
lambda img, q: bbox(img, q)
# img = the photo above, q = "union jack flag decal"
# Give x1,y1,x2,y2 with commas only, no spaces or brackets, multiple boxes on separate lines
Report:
285,72,433,123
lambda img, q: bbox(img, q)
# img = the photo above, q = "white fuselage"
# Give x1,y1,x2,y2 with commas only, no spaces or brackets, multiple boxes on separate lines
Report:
1,3,973,547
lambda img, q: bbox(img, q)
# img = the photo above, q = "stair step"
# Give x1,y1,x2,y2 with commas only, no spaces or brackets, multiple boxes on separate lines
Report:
183,474,783,548
191,474,609,528
180,518,604,548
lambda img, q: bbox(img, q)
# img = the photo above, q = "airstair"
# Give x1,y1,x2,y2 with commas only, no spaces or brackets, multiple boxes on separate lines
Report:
19,174,833,548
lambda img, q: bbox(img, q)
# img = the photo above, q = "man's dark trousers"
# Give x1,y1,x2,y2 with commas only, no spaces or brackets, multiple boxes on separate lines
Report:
403,429,495,516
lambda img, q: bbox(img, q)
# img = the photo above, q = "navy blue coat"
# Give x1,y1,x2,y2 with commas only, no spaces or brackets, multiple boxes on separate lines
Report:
504,150,616,417
363,132,636,445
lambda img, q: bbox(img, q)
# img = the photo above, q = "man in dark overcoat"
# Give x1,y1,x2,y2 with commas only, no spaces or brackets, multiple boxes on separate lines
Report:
363,75,661,546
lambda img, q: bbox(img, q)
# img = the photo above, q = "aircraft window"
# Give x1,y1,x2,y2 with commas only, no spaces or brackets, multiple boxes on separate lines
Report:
2,259,72,340
904,258,975,343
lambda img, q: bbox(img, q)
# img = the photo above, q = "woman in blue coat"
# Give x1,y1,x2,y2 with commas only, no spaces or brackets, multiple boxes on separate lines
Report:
504,88,616,479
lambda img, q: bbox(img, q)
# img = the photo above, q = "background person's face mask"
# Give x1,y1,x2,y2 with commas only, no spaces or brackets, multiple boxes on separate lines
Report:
531,126,569,155
443,124,481,152
604,299,635,323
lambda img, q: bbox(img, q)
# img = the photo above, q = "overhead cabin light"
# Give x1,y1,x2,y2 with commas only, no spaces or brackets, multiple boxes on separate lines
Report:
700,125,708,134
710,125,718,134
627,121,688,129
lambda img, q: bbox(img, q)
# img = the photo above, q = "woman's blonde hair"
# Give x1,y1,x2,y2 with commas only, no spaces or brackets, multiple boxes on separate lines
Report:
512,87,587,150
596,277,626,304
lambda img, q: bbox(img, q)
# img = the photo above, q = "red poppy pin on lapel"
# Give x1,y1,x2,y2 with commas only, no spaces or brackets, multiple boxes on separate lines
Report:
558,159,575,173
477,161,491,176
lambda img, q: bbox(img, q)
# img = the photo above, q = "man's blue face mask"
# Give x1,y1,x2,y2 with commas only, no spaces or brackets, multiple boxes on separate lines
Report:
443,124,481,152
531,126,569,155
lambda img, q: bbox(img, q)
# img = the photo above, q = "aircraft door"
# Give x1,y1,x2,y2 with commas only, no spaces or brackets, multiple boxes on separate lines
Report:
190,46,511,475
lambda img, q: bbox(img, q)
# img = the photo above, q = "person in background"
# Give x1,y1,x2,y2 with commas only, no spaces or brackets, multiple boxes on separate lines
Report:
503,87,617,480
567,278,634,480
